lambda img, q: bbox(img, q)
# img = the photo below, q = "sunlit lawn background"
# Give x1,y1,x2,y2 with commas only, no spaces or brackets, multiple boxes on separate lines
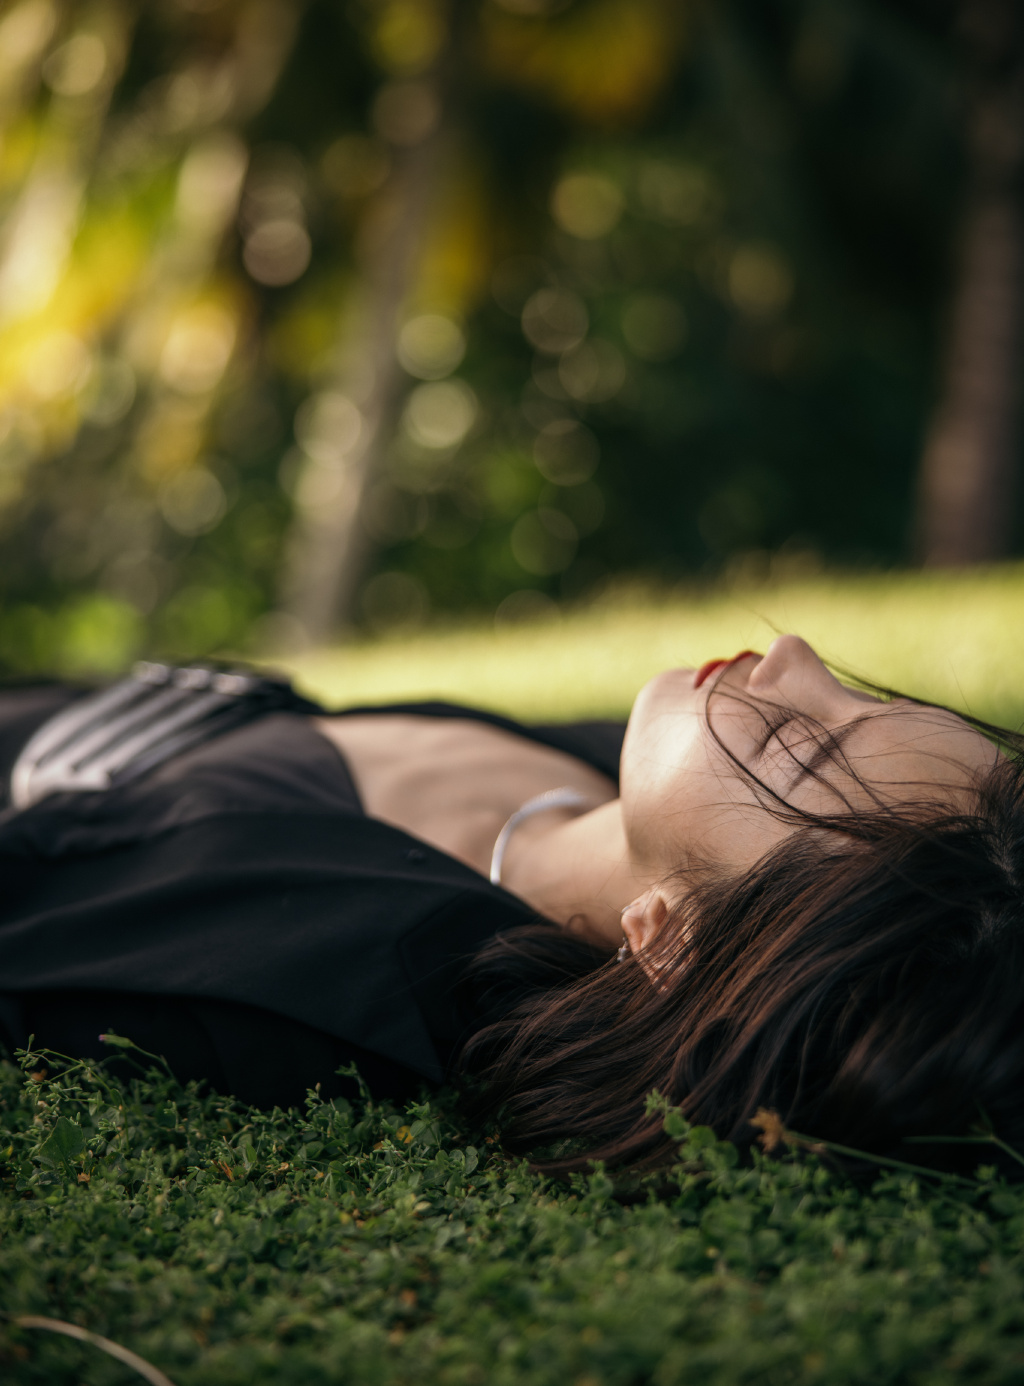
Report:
286,563,1024,730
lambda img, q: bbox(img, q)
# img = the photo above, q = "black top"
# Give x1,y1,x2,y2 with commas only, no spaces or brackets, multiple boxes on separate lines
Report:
0,683,626,1107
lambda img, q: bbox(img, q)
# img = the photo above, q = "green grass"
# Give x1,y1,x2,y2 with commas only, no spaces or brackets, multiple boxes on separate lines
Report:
6,565,1024,1384
284,563,1024,730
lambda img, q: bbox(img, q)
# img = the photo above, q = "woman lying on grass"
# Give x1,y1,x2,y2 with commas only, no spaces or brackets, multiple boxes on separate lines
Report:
0,634,1018,1171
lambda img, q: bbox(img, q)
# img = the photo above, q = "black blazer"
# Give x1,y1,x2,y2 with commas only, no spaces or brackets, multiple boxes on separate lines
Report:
0,684,626,1105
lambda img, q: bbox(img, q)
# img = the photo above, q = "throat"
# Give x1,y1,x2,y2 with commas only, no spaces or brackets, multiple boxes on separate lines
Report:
495,797,644,947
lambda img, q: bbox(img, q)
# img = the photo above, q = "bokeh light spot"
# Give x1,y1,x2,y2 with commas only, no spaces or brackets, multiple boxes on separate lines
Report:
159,467,228,536
159,305,236,395
728,244,794,316
397,314,466,379
295,459,349,511
42,32,107,96
0,1,57,78
175,134,249,237
56,595,142,676
372,80,440,146
403,380,477,449
294,392,363,465
321,135,390,198
243,218,312,286
371,0,444,74
558,338,625,402
521,288,588,355
551,172,624,239
240,147,306,234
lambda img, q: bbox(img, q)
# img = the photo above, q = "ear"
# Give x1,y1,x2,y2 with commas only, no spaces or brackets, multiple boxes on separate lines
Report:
620,887,672,958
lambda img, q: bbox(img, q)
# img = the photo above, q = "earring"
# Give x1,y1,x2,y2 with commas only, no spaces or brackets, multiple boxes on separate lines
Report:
616,937,630,963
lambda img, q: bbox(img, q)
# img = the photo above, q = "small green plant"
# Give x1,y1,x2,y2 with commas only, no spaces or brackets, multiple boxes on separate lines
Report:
3,1041,1024,1384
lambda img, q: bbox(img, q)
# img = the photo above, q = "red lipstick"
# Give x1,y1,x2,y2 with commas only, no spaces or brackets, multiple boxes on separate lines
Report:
693,650,760,688
693,659,727,688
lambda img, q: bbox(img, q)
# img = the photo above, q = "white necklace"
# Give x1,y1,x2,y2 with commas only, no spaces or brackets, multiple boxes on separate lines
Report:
489,785,589,886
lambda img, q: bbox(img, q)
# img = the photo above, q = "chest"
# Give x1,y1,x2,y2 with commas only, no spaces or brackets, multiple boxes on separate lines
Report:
313,713,618,876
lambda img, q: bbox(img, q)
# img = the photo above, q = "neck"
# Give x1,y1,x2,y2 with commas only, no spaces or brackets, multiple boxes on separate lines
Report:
497,798,652,947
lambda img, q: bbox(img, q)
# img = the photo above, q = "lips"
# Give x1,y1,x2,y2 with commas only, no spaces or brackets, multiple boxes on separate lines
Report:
693,650,760,688
693,659,728,688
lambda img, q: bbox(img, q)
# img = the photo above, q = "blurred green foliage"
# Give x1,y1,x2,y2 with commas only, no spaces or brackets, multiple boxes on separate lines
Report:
0,0,967,669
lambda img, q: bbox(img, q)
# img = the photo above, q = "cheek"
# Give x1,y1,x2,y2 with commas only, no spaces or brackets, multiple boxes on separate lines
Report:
622,722,795,872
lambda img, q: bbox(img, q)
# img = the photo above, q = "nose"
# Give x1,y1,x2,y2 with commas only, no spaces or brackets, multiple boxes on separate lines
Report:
749,634,826,686
766,633,818,663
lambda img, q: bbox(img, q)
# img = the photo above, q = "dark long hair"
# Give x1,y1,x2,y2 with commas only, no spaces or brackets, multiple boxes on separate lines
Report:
460,679,1024,1171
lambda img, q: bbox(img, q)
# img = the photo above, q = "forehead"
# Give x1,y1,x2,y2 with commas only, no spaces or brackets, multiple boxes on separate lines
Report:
842,701,995,770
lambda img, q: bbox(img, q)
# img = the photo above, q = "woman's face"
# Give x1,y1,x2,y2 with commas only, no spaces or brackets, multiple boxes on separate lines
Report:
620,634,1001,878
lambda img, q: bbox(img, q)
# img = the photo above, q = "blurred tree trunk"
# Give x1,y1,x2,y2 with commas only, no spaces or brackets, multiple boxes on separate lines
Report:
276,5,467,648
917,0,1024,566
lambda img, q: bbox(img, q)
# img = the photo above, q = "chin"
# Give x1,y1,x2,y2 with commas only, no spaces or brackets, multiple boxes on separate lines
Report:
636,667,696,705
626,667,696,734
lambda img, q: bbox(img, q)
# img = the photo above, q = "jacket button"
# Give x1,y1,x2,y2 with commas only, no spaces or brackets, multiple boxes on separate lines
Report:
407,848,427,862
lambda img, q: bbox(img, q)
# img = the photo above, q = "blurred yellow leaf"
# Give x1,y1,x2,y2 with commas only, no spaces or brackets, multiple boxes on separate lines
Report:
482,0,686,127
